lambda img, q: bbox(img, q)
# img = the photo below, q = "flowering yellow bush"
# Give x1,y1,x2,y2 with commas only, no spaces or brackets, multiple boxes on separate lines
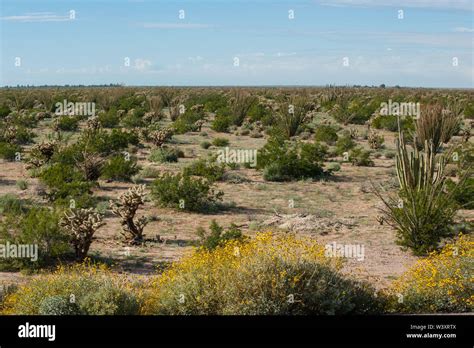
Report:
141,232,382,315
387,234,474,313
1,260,141,315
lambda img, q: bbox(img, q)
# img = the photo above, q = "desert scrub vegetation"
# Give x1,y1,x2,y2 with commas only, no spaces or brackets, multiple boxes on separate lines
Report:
385,234,473,313
100,154,140,182
257,136,328,181
0,206,70,270
375,133,471,255
141,232,383,315
195,220,244,250
183,158,225,182
59,208,105,260
1,262,141,315
314,125,338,145
110,185,149,244
148,146,182,163
151,173,223,212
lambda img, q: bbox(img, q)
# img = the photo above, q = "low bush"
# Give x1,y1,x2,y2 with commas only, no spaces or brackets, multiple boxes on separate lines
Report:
151,173,223,212
258,137,327,181
211,114,231,133
349,147,374,167
314,125,338,145
0,194,30,215
98,108,120,128
196,220,244,250
386,234,473,313
39,163,94,205
1,262,141,315
200,141,212,149
335,134,356,156
56,116,79,131
0,207,70,270
149,147,181,163
101,155,140,182
212,137,229,147
183,159,225,182
0,142,20,161
142,233,383,315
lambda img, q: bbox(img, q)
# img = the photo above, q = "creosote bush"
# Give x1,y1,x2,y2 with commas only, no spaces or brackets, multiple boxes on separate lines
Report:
196,220,244,250
151,173,223,212
258,136,327,181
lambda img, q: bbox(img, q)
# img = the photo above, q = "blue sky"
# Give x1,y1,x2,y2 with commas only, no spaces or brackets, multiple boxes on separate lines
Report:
0,0,472,87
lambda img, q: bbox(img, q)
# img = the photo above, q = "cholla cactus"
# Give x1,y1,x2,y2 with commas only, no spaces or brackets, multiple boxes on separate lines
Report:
27,140,57,168
110,185,148,244
194,119,205,132
86,116,102,131
150,128,173,147
59,208,105,260
368,129,384,149
75,151,104,181
3,126,17,143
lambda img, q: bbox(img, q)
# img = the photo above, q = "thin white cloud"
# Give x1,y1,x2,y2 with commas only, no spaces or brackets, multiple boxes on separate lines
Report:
316,0,473,11
133,59,152,71
453,27,474,33
1,12,73,22
142,22,213,29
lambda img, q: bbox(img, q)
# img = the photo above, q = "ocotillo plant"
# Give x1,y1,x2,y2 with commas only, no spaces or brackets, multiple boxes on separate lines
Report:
374,132,467,255
110,184,149,244
59,208,105,260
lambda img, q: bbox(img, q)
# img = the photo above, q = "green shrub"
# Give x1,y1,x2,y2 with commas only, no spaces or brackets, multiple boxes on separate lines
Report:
140,166,161,179
16,180,28,191
335,134,356,155
371,115,415,132
314,125,338,145
151,173,223,212
196,220,244,250
183,159,225,182
0,194,30,215
149,147,180,163
211,114,231,133
39,163,94,204
39,296,81,315
212,137,229,147
0,142,20,161
446,177,474,209
258,137,327,181
101,155,140,182
121,109,145,128
0,207,70,270
0,104,11,118
349,147,374,166
200,141,212,149
78,284,140,315
326,162,341,173
56,116,79,131
98,108,120,128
